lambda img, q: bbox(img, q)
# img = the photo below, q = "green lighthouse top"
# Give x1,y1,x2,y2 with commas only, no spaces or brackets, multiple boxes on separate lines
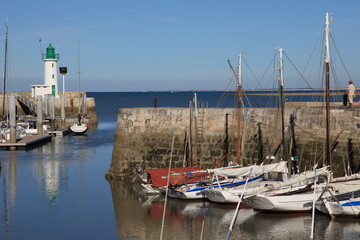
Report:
42,44,60,60
46,44,55,58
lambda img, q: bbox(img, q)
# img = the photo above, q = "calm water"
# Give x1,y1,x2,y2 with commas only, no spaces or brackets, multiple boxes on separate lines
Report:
0,91,359,240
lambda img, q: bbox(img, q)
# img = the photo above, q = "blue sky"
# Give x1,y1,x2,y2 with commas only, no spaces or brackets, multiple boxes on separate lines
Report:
1,0,360,92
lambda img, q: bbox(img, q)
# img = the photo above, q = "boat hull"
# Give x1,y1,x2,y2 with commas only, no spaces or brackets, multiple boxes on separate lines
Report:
70,123,88,134
169,174,264,200
244,193,315,212
325,199,360,218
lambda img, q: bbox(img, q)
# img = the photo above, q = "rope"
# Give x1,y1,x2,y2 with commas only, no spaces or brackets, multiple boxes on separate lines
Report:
330,33,353,81
283,51,313,89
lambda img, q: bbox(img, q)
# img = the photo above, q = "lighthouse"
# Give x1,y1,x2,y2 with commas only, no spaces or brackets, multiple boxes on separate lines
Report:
31,44,60,98
43,44,59,97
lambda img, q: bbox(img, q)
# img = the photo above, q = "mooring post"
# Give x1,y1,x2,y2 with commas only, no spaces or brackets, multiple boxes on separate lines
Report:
49,95,55,131
154,97,158,108
44,94,48,117
82,93,87,116
37,95,43,134
9,94,16,144
61,94,65,127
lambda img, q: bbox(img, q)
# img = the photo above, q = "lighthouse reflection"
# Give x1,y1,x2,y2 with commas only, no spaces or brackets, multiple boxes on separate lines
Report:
0,135,94,212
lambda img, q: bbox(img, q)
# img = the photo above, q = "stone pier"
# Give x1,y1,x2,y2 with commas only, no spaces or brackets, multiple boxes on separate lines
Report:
106,105,360,179
0,92,98,128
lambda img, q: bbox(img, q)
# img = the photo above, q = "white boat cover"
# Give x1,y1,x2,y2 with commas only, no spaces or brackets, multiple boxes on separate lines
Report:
207,161,288,177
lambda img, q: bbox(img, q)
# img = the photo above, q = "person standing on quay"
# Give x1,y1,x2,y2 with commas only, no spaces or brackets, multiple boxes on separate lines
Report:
347,80,356,108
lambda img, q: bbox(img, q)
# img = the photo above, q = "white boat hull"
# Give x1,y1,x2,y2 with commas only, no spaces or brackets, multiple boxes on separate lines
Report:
244,185,328,212
168,188,206,199
168,174,264,200
204,181,266,203
325,199,360,218
70,123,88,134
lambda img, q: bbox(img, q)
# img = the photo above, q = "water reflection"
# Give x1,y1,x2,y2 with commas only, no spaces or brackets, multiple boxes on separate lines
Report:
2,152,17,227
0,133,96,213
108,181,360,240
325,219,360,240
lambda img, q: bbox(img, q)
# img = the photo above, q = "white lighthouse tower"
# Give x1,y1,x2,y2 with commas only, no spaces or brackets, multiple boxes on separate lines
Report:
43,44,59,97
31,44,60,98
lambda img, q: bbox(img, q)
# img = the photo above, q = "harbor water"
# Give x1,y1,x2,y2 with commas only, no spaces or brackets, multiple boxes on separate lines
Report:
0,91,359,240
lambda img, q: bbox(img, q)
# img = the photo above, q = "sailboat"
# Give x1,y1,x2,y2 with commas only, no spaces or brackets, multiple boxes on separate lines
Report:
69,41,87,134
0,23,26,142
167,162,287,200
243,13,360,212
322,190,360,218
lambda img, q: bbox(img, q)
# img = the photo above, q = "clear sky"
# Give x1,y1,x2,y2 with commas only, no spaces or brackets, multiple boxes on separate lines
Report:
1,0,360,92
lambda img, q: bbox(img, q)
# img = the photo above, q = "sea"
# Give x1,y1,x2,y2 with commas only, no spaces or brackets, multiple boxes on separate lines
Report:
0,91,359,240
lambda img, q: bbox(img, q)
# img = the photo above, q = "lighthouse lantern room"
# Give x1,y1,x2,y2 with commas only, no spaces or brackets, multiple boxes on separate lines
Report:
31,44,60,98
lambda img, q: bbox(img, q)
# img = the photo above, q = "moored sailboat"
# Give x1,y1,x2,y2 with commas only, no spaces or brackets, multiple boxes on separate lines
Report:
323,190,360,218
69,41,87,134
243,13,360,213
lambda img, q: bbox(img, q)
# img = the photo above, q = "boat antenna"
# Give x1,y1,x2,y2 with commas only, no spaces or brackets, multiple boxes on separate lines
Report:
2,23,8,120
39,37,43,57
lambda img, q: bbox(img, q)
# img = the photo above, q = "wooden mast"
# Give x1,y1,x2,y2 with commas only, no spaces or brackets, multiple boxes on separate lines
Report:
188,100,193,166
236,54,242,164
193,93,198,166
2,23,8,119
324,12,331,166
278,48,288,170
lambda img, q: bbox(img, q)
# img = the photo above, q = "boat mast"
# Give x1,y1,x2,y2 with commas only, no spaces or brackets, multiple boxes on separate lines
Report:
324,12,331,166
278,48,288,170
77,40,81,115
2,23,8,120
236,53,242,164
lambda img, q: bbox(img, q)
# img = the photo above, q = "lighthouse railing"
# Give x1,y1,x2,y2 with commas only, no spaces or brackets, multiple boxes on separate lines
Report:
42,53,60,60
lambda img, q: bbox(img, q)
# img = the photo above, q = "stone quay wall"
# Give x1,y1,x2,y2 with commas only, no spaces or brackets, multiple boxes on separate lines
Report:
106,106,360,179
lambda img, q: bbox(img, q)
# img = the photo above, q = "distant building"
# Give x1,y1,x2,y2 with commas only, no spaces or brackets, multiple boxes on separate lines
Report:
31,44,60,98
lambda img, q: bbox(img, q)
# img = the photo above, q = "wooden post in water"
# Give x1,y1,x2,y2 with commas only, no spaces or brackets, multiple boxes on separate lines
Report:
82,93,87,116
49,95,55,131
154,97,158,108
37,96,43,134
43,94,48,117
61,94,65,127
9,94,16,144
